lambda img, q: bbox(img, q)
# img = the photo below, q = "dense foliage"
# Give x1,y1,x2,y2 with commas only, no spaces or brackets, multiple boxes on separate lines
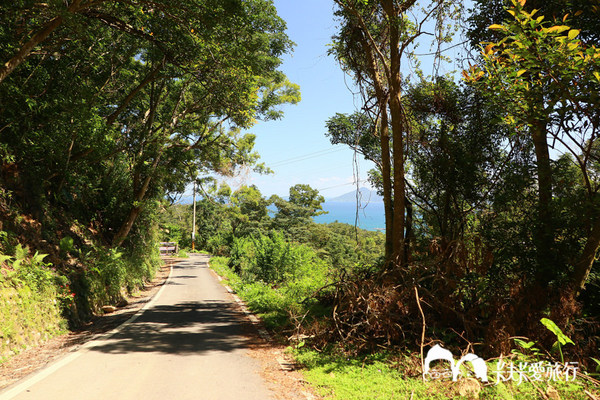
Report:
1,0,599,388
322,0,600,368
0,0,298,347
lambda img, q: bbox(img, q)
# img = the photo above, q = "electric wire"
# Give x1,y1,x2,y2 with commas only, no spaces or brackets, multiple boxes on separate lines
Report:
268,147,346,167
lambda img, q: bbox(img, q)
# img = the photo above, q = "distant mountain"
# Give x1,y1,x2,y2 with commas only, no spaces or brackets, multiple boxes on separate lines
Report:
328,188,383,203
173,195,193,205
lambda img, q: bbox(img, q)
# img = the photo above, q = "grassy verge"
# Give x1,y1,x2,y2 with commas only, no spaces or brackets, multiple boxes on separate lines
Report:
209,255,599,399
209,254,329,330
210,256,288,328
292,348,598,400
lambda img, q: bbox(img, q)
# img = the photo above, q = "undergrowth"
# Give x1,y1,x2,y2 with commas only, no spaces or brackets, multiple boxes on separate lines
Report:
0,233,162,362
0,245,67,362
209,249,330,330
210,250,600,399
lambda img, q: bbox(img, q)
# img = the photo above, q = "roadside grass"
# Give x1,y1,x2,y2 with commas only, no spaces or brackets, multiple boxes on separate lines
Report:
291,348,598,400
209,256,599,399
177,249,189,258
210,256,289,329
210,254,332,330
210,256,243,288
292,349,440,399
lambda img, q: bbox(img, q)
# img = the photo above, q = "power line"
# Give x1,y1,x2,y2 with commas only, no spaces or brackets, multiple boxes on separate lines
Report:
268,147,346,168
412,40,468,56
317,179,369,192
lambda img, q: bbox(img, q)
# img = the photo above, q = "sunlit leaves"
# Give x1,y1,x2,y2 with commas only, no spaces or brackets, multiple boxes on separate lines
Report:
568,29,580,40
488,24,507,31
0,0,299,247
464,0,600,131
547,25,569,34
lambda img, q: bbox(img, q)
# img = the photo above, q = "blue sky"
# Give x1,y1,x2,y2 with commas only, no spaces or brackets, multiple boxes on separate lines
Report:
212,0,469,200
240,0,370,199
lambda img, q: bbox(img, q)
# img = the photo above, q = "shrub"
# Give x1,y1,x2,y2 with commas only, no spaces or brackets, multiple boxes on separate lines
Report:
212,234,331,330
0,247,67,361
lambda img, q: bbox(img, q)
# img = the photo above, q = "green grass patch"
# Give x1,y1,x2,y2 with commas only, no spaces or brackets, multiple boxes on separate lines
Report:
210,256,243,288
177,249,189,258
291,348,599,400
209,254,328,330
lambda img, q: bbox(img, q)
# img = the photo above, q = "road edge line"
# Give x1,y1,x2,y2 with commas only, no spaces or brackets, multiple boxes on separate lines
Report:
207,257,318,400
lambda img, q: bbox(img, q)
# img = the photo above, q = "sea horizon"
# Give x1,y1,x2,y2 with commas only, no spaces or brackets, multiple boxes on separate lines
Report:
313,201,385,232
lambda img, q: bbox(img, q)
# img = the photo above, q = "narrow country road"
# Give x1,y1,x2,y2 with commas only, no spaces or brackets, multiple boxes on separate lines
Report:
0,254,277,400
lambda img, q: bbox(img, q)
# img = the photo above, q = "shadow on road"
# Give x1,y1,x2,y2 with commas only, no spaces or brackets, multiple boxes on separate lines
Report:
89,301,259,356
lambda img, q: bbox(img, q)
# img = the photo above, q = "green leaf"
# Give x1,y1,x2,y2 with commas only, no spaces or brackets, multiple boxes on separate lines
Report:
31,251,48,265
514,338,536,349
14,244,28,260
0,254,12,265
547,25,570,34
568,29,580,40
488,24,507,31
540,318,574,346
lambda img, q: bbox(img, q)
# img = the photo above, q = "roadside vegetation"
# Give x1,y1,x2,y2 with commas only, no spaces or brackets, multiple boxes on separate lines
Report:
1,0,600,398
0,0,298,361
160,182,385,329
163,179,599,399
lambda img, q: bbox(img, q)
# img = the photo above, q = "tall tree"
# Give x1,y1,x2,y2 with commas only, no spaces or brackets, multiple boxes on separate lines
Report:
329,0,460,266
407,78,507,253
270,184,326,241
465,0,600,295
0,0,299,250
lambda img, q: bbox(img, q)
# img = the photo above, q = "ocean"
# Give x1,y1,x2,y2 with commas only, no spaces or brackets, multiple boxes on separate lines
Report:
313,201,385,232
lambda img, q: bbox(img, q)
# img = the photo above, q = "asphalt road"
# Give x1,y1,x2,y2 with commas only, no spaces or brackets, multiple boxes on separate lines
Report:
0,254,276,400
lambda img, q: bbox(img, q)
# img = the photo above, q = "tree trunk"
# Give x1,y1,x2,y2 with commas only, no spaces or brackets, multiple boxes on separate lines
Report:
404,194,413,264
389,94,406,263
106,61,164,126
379,104,394,260
530,119,554,281
573,214,600,296
111,153,161,247
111,206,142,248
0,17,63,84
385,0,406,265
357,32,394,261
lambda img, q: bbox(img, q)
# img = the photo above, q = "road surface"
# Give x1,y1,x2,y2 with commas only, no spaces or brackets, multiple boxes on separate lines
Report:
0,254,276,400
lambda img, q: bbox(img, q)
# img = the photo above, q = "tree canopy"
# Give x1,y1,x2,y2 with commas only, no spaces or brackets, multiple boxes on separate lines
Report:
0,0,299,249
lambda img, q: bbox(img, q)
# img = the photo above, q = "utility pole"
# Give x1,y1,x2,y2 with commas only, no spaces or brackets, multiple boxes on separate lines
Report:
192,179,197,251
